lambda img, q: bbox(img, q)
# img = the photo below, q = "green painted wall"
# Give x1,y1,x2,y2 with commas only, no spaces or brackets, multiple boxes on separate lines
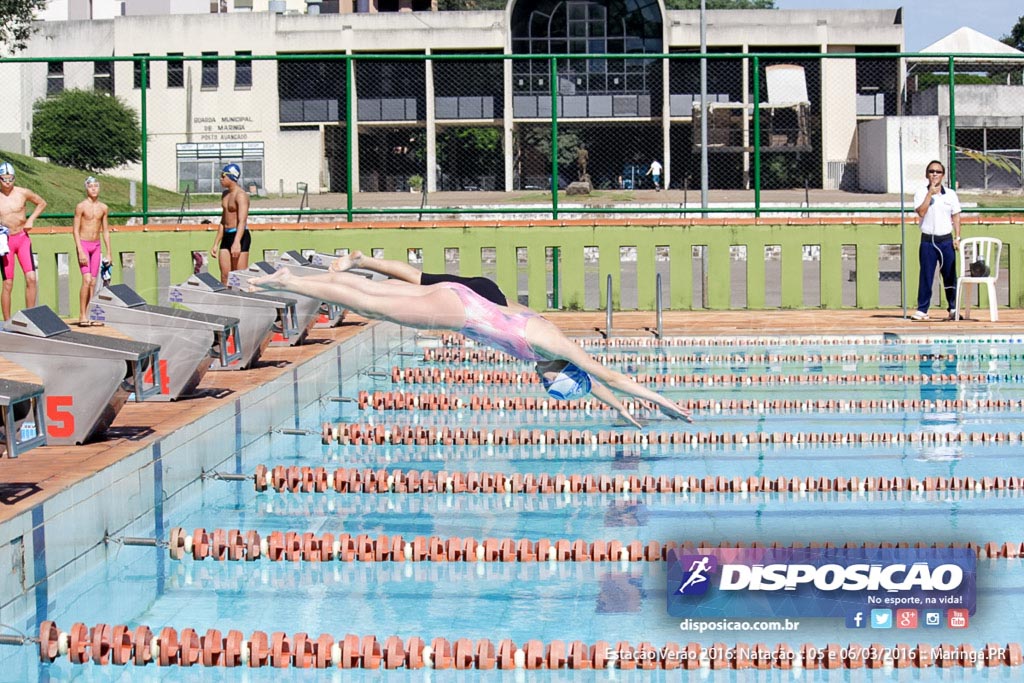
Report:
15,222,1021,316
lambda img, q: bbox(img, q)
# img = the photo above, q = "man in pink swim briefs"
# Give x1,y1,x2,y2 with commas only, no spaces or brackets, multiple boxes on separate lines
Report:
72,176,111,326
0,162,47,321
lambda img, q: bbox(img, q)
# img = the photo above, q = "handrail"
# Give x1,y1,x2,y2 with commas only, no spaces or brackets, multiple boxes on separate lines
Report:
605,274,613,339
177,185,191,225
297,184,309,223
655,272,663,340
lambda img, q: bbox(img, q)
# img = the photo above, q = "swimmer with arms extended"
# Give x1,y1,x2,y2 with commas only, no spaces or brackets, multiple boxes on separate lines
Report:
248,255,691,429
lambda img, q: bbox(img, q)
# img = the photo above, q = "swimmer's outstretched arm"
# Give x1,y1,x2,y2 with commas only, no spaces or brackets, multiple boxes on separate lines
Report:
587,380,642,429
530,321,692,425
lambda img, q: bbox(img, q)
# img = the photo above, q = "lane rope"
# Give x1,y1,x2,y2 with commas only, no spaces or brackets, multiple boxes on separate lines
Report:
162,529,1024,563
250,464,1024,497
319,422,1023,447
352,390,1024,415
33,622,1024,670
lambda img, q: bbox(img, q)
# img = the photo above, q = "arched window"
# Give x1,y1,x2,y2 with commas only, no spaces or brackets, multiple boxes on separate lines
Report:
511,0,663,96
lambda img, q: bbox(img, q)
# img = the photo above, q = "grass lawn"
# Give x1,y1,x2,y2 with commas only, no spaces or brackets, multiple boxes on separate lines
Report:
0,149,180,225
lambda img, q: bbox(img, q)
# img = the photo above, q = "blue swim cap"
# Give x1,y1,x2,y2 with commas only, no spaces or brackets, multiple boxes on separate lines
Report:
222,164,241,182
541,362,592,401
85,176,98,187
0,162,14,177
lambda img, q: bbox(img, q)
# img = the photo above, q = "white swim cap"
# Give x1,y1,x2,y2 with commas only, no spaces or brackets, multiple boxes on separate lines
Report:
85,176,98,187
0,162,14,177
541,362,592,401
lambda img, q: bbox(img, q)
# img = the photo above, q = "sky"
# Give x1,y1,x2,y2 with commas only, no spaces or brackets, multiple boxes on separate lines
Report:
775,1,1022,51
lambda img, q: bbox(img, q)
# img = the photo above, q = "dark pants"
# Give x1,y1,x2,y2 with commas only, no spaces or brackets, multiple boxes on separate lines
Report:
917,235,957,314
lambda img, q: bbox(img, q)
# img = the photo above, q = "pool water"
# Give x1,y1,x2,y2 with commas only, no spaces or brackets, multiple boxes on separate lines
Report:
4,334,1024,680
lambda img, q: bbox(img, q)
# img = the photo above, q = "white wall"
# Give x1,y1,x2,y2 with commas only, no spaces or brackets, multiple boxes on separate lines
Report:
858,116,939,193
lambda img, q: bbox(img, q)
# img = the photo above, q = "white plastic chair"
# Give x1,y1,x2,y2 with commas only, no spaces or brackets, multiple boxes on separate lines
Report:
955,237,1002,321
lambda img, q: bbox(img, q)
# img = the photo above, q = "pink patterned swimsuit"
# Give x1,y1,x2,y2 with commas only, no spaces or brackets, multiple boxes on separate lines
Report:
439,282,545,362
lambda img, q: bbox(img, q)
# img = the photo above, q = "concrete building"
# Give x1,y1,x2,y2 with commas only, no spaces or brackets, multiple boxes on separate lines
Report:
3,3,904,196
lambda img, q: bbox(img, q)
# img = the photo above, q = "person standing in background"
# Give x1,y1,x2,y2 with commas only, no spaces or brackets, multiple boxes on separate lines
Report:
211,164,251,285
645,159,662,191
911,160,961,321
0,162,47,321
72,176,111,326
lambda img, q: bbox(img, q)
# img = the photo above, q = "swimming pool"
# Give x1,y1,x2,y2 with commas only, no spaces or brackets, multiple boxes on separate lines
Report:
2,330,1023,679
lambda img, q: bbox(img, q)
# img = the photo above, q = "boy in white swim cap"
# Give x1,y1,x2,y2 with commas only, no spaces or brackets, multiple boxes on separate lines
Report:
0,162,47,320
72,176,111,326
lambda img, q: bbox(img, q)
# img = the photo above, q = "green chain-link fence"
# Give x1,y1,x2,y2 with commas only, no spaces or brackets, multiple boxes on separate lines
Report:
3,51,1024,223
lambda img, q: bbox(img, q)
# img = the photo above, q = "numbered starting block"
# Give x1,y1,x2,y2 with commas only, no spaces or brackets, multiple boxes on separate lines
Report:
227,262,317,345
0,306,161,445
0,378,46,458
90,284,242,400
168,273,294,371
274,251,345,327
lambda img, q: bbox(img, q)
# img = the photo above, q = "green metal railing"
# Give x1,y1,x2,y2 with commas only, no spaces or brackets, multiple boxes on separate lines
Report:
3,51,1023,223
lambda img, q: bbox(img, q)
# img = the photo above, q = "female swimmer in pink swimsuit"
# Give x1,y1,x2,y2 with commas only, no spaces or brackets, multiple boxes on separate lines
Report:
248,259,691,429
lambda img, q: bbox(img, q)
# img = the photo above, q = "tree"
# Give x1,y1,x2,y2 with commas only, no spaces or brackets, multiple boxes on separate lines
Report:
0,0,46,53
665,0,775,8
1001,15,1024,51
32,90,142,172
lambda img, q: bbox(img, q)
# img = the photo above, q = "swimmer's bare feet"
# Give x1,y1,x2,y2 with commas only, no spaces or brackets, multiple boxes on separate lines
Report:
329,250,363,273
247,267,293,292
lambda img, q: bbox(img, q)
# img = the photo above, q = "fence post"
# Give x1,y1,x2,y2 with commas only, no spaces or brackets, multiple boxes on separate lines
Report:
345,55,355,223
752,55,761,218
140,57,149,225
550,56,559,220
947,55,957,187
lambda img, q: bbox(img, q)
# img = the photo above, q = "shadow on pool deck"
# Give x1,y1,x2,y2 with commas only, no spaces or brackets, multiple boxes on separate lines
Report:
1,309,1022,525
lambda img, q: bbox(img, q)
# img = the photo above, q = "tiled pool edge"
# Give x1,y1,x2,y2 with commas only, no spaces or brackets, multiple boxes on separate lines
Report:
0,321,407,625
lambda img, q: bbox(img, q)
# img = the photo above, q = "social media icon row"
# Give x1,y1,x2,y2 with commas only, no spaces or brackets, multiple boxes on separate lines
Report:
846,609,969,629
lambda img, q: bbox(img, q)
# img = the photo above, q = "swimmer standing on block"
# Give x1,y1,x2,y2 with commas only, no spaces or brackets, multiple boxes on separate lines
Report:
248,258,691,429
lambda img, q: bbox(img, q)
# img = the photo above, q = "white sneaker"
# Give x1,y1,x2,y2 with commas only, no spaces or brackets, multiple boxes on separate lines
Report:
910,310,930,321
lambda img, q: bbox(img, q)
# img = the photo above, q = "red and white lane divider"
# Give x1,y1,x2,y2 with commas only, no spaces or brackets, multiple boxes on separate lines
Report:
164,529,1024,563
32,622,1024,670
422,347,1017,365
354,389,1024,414
434,331,1023,350
251,464,1024,497
390,366,1010,387
319,422,1023,447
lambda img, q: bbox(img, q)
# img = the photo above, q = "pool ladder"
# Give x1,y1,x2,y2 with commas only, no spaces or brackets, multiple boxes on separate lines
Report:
604,273,663,339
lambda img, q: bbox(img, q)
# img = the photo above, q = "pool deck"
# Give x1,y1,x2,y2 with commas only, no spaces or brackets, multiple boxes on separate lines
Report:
2,308,1023,527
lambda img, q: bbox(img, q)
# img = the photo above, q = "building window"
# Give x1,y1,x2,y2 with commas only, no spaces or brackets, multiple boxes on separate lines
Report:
168,53,184,88
176,142,265,193
278,59,345,123
134,54,151,89
202,52,219,89
94,61,113,95
47,62,64,96
235,51,252,89
510,0,663,96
